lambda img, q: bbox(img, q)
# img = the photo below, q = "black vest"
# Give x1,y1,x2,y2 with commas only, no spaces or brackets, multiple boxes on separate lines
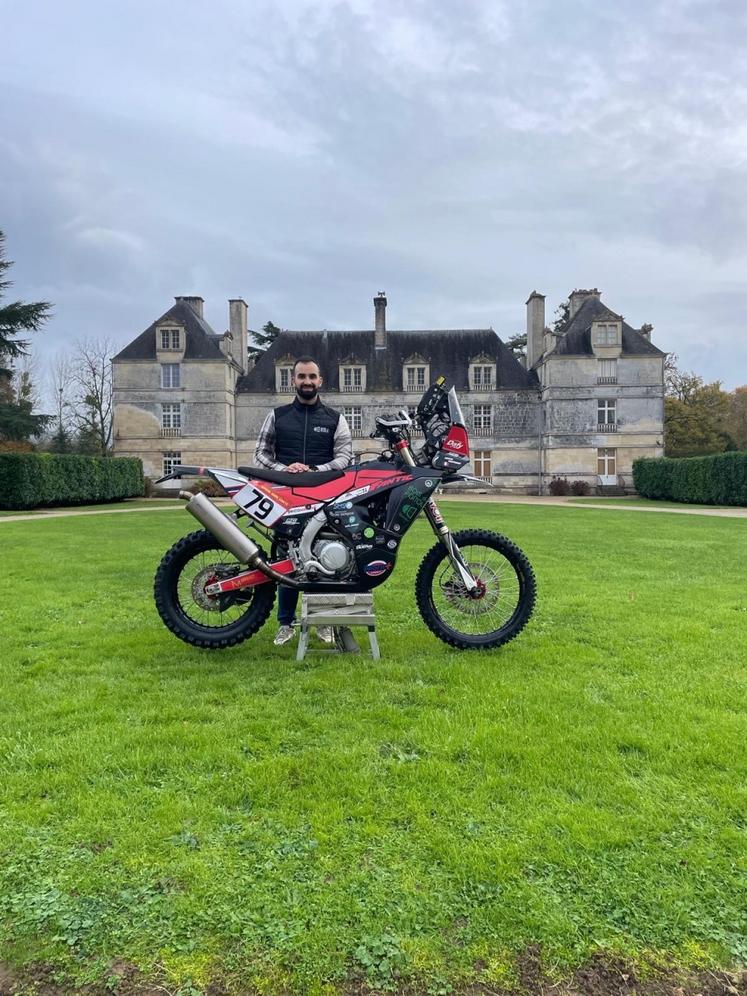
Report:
273,398,340,467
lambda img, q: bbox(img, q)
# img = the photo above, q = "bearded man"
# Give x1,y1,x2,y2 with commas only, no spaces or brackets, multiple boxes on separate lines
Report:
254,355,353,645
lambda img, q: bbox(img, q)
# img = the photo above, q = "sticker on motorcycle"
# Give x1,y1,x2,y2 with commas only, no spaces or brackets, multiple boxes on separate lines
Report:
364,560,392,577
442,424,469,455
234,481,290,526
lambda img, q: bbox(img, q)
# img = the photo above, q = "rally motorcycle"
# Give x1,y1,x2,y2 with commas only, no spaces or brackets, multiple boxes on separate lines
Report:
153,378,536,650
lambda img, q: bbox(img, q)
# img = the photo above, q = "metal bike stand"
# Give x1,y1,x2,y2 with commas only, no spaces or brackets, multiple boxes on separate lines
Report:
296,593,380,661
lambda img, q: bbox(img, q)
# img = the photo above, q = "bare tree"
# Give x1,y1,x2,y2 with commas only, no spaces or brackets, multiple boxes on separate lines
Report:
69,337,115,455
46,351,76,451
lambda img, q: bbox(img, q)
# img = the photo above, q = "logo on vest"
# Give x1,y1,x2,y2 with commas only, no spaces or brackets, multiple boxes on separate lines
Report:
313,425,330,433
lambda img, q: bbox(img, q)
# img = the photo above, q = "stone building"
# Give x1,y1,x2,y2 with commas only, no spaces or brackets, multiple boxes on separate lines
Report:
112,289,665,493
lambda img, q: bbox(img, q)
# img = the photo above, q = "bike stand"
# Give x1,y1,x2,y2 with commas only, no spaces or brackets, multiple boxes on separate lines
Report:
296,593,380,661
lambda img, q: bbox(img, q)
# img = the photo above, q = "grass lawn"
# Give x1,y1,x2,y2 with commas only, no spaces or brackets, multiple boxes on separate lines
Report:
0,502,745,994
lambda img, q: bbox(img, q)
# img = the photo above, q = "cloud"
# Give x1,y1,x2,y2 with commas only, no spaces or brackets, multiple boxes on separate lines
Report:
0,0,746,389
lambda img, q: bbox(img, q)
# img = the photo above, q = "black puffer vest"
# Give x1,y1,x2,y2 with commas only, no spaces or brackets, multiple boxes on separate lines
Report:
273,397,340,467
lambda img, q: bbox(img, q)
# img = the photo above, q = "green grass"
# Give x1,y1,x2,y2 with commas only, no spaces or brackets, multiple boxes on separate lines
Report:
0,502,745,993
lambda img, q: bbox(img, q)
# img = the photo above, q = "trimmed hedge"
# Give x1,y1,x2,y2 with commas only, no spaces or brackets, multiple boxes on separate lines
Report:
0,453,144,510
633,452,747,506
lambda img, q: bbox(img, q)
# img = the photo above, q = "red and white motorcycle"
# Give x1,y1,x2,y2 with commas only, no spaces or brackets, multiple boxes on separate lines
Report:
154,377,536,650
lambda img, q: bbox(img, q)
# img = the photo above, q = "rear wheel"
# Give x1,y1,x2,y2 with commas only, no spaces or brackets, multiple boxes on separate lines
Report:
154,530,276,649
415,529,535,650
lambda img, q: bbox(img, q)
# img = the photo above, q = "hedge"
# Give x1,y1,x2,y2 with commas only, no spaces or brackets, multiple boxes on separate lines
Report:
0,453,144,510
633,451,747,506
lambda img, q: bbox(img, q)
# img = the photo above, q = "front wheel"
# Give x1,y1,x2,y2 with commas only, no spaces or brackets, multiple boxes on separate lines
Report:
154,530,276,649
415,529,536,650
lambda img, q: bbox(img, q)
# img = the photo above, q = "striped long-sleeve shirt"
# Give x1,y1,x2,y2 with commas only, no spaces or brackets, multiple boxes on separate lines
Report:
253,406,353,472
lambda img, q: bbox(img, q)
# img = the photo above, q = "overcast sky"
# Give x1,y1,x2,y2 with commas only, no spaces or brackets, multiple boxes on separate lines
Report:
2,0,746,391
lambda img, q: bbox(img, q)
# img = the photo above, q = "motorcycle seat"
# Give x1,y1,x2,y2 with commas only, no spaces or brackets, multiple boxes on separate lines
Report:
237,466,346,487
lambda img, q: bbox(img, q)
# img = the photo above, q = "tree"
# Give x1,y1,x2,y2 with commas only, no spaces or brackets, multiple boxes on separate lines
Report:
664,356,730,457
47,351,75,453
506,332,527,358
68,337,115,455
0,231,52,441
552,299,570,333
726,386,747,451
248,320,281,360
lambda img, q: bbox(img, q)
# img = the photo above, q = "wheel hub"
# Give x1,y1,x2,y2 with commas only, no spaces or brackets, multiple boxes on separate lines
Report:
440,564,500,614
191,565,222,611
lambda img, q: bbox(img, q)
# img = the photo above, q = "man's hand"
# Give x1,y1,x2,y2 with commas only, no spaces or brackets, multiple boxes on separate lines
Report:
286,462,310,473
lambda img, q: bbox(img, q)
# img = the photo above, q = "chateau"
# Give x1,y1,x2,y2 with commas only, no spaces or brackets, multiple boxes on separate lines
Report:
112,289,665,493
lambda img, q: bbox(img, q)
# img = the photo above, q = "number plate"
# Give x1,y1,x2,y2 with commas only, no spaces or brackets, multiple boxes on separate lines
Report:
234,481,290,526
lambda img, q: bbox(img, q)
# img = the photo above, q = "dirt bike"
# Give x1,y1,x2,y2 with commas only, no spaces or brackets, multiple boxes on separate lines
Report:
153,377,536,650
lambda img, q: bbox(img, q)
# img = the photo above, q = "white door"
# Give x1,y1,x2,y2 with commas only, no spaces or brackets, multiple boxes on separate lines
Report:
597,448,617,486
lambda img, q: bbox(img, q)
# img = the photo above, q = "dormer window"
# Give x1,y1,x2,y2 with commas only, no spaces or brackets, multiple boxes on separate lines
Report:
276,365,294,392
159,327,182,350
404,363,429,392
594,322,620,346
470,362,496,391
340,364,365,392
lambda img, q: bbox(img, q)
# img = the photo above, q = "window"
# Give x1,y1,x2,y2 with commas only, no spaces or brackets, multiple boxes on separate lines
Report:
342,366,363,391
405,365,426,391
159,327,181,350
161,403,181,429
598,359,617,384
162,451,182,476
473,404,492,433
277,366,293,392
595,322,619,346
472,365,494,390
343,405,363,433
161,363,180,388
598,399,616,431
473,450,492,480
597,448,616,477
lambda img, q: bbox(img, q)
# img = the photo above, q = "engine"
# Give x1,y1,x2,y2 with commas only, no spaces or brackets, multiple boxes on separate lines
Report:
310,537,355,577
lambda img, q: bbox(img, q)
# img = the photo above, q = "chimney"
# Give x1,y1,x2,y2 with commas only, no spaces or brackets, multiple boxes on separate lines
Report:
175,295,204,318
374,291,387,349
640,322,653,342
228,298,248,373
568,288,600,319
525,291,546,369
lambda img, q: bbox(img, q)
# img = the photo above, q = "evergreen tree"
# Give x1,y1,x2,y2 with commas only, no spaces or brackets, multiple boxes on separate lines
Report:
506,332,527,358
0,231,52,441
248,320,281,360
552,299,570,332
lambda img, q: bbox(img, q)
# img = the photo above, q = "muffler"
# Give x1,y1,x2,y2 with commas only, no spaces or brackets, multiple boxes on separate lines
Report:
181,491,261,564
180,491,301,588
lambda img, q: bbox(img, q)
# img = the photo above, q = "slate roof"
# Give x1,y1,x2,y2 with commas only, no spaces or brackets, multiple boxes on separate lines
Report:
112,300,227,362
236,329,538,393
552,296,664,357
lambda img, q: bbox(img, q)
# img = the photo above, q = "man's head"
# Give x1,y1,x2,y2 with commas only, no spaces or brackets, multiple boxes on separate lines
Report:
292,356,322,404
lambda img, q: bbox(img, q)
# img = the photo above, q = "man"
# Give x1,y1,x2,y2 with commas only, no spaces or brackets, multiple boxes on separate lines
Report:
254,356,353,645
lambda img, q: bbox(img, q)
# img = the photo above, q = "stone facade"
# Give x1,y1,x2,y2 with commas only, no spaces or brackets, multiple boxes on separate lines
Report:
112,289,665,494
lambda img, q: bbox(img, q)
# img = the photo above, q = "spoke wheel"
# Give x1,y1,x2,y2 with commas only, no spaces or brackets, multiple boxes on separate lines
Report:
154,530,276,649
415,529,535,650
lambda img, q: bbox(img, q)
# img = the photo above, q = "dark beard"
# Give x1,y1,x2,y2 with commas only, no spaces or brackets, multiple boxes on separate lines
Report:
297,384,318,401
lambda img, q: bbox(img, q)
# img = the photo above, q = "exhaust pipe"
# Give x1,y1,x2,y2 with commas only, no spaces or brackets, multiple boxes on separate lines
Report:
182,492,261,563
180,491,301,588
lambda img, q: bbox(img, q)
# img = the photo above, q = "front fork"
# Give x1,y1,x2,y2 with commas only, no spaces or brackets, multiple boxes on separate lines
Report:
424,498,480,592
398,443,479,593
